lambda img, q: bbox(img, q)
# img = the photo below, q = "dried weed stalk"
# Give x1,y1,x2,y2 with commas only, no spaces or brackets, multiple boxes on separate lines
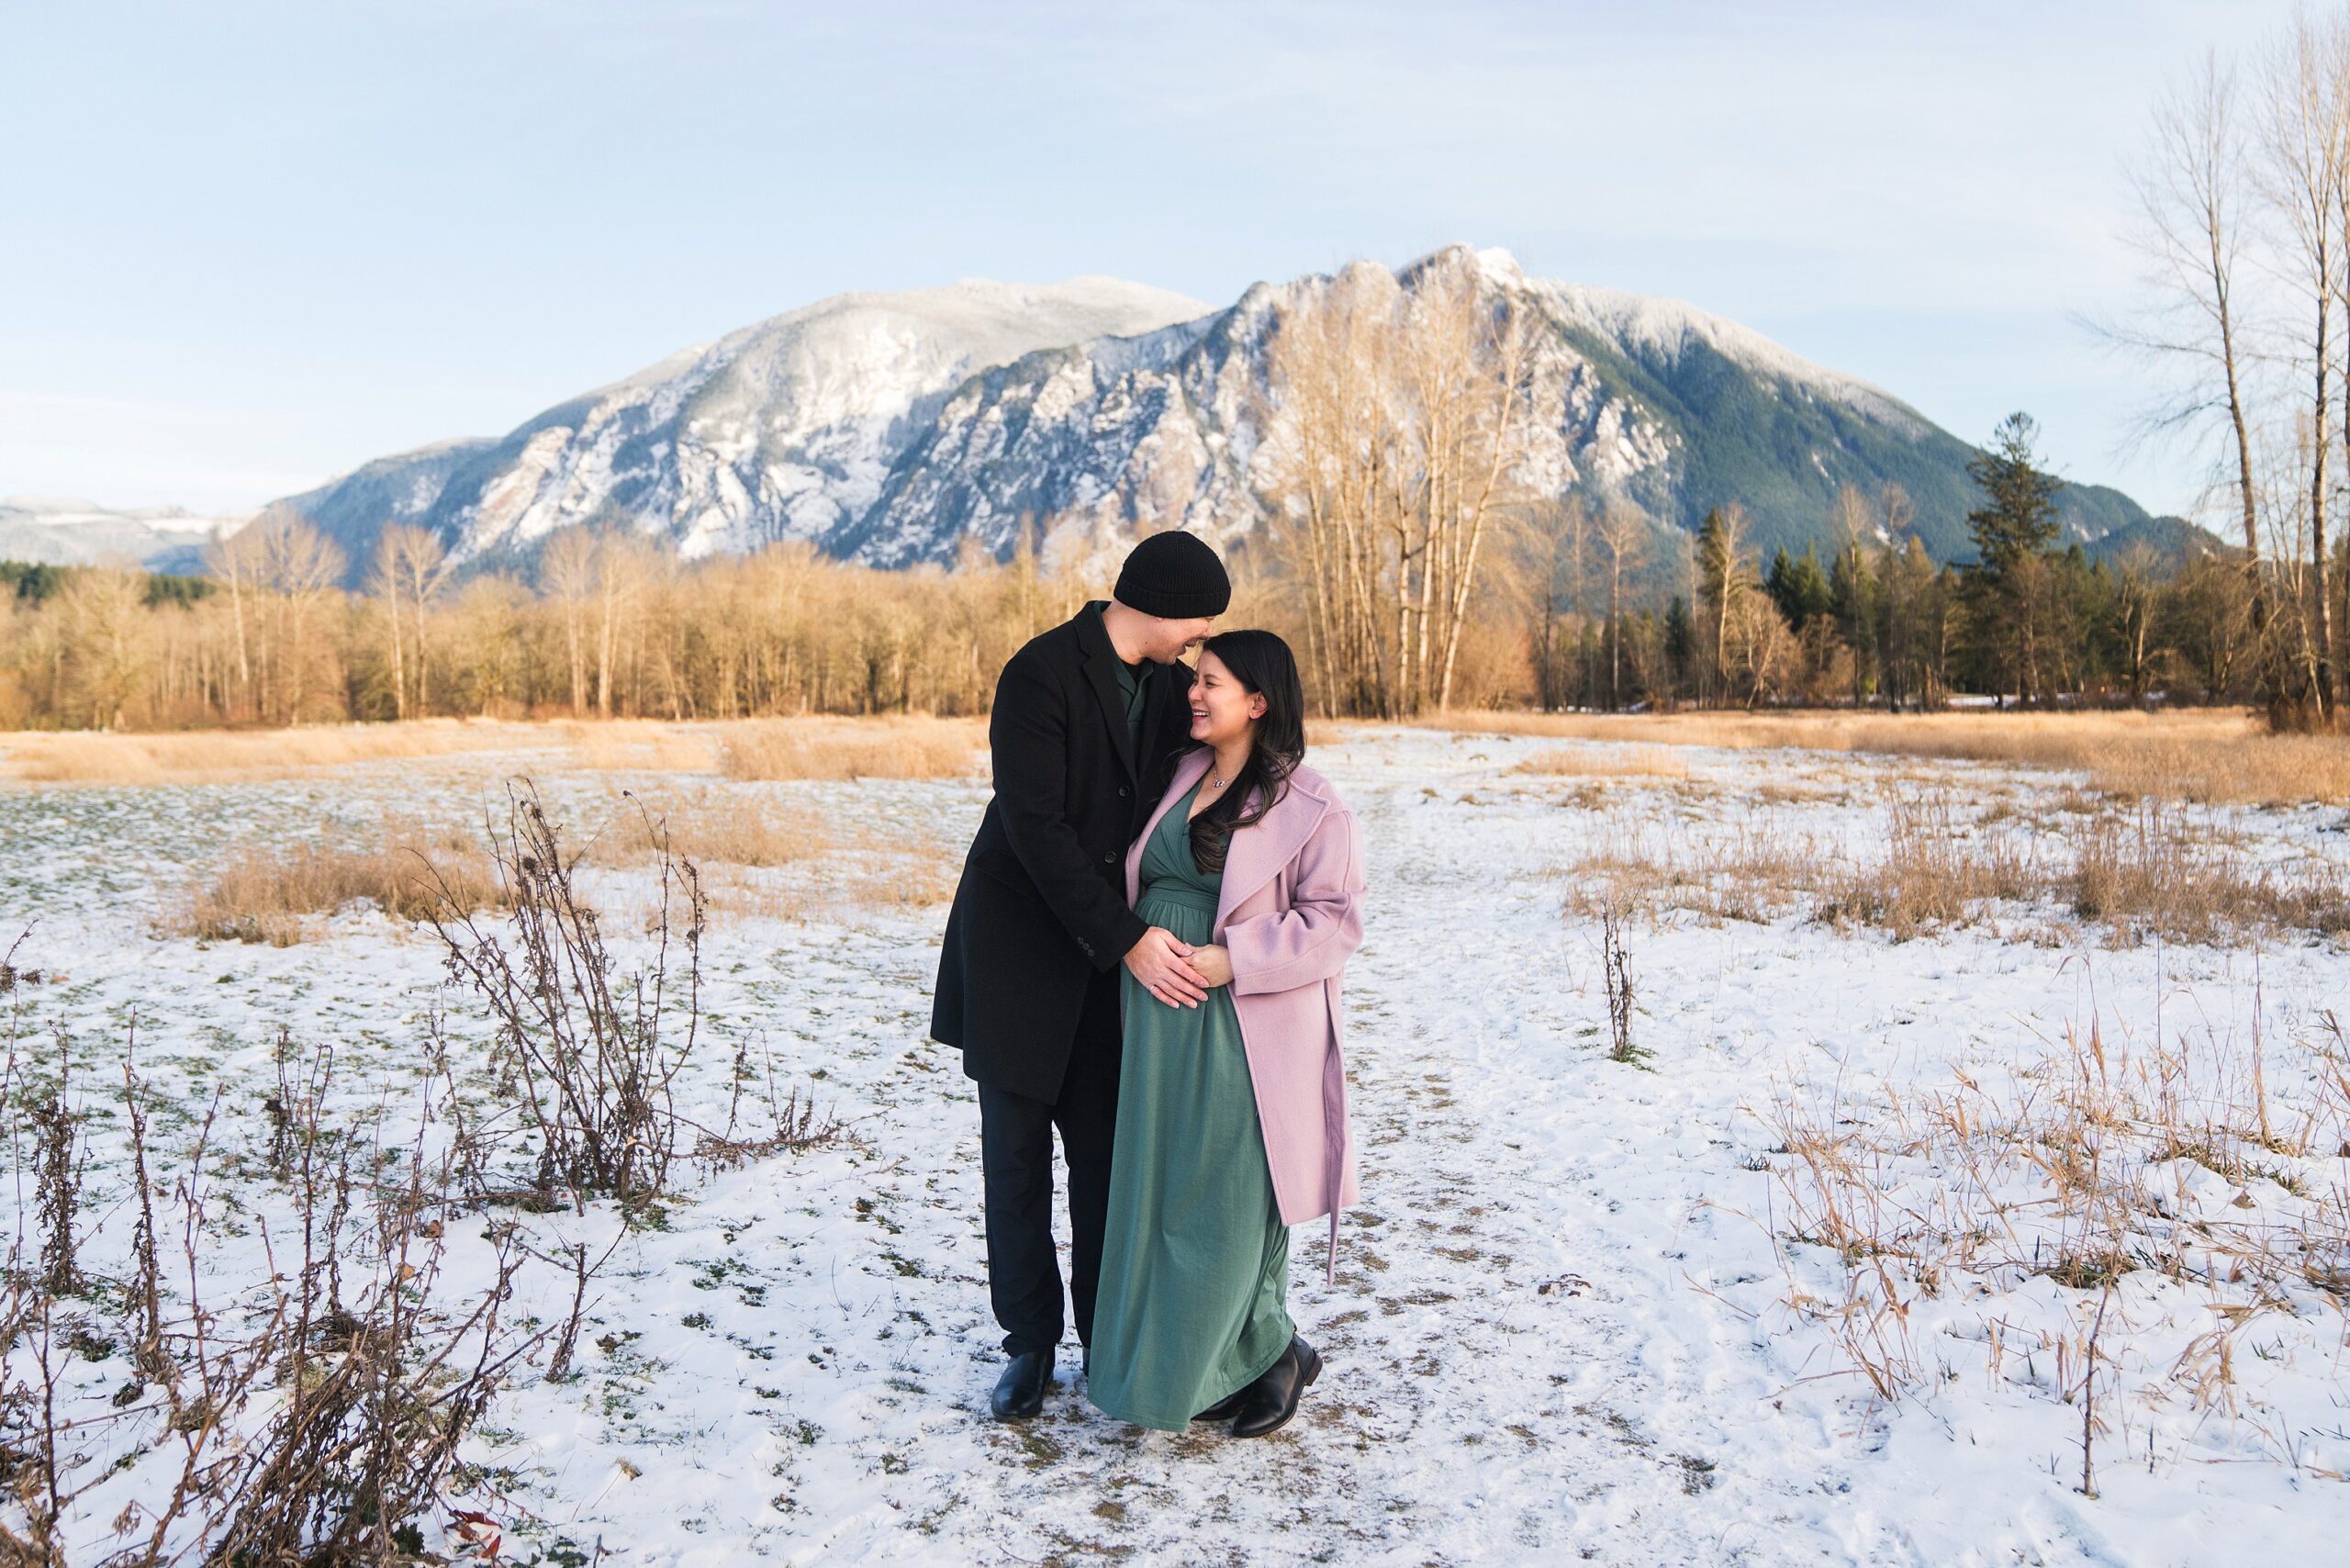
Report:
431,780,703,1205
1,1021,546,1564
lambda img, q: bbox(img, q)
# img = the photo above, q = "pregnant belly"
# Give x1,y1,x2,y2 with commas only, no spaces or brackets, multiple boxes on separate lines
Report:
1136,882,1217,946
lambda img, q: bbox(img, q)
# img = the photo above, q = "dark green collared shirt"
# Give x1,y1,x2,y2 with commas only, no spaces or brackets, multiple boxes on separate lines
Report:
1113,648,1147,760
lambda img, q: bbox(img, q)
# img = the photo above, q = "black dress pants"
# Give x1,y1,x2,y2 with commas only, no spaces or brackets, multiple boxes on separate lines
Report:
977,967,1122,1359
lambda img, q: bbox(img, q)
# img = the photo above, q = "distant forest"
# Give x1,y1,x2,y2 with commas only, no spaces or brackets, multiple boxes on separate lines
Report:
0,405,2321,731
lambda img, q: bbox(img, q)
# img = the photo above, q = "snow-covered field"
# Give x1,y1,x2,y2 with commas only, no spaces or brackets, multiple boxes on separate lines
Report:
4,726,2346,1565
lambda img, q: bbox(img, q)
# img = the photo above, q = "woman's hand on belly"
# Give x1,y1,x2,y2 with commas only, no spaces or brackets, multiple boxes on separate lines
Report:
1125,926,1210,1008
1189,944,1233,988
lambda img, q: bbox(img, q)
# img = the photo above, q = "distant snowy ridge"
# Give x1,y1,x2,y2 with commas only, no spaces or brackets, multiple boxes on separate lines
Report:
268,246,2177,579
0,496,249,573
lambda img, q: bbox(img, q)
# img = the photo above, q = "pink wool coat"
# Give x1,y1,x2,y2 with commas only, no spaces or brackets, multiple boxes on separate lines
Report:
1124,749,1367,1277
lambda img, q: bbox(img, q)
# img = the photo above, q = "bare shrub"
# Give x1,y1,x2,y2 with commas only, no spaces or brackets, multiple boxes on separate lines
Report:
1600,903,1645,1066
28,1040,81,1298
431,782,702,1204
169,823,509,946
0,929,45,995
205,1063,534,1567
718,717,981,781
695,1084,842,1172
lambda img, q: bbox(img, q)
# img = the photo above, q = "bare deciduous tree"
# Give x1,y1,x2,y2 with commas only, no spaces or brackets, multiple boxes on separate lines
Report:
1596,498,1651,710
2256,11,2347,719
541,528,597,715
2113,52,2271,686
375,523,448,717
1259,257,1539,717
592,531,655,719
1695,502,1753,702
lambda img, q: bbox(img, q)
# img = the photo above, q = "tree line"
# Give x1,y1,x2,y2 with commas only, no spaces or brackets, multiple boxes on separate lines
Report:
0,520,1131,731
0,416,2312,731
1517,414,2296,715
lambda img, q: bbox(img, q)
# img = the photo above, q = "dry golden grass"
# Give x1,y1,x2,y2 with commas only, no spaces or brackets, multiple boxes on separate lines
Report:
592,790,829,868
2065,805,2350,946
632,811,958,926
1819,794,2041,941
168,823,509,946
0,721,566,785
1568,790,2348,946
1509,745,1689,780
718,717,984,782
1425,708,2350,806
559,722,722,773
575,774,962,926
0,715,990,788
1571,823,1821,927
1763,1008,2350,1441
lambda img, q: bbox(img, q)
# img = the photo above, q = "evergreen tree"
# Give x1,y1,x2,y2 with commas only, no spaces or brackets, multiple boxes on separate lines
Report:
1765,545,1835,627
1662,595,1695,700
1,562,67,603
1963,412,2065,701
1829,541,1878,701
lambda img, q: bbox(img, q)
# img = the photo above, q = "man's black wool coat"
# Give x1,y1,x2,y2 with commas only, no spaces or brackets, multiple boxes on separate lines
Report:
931,606,1195,1102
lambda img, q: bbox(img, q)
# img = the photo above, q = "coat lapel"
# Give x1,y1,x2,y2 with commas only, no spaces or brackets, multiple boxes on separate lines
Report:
1126,747,1213,906
1214,777,1329,933
1075,606,1138,782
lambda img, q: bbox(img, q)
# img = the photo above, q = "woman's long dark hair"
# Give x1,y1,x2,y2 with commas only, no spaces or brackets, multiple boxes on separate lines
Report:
1187,630,1306,876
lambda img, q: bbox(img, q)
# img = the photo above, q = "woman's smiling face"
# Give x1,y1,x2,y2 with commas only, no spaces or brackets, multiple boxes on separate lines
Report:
1188,650,1265,747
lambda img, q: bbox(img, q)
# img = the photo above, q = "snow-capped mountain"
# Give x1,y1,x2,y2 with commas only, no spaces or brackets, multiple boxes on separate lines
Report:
0,497,249,574
833,247,2163,569
277,277,1212,577
274,248,2172,579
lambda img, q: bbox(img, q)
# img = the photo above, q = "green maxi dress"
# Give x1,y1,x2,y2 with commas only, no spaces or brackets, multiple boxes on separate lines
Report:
1087,780,1295,1431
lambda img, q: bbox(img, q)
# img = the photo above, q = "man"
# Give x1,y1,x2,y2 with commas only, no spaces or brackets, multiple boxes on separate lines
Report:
931,531,1231,1420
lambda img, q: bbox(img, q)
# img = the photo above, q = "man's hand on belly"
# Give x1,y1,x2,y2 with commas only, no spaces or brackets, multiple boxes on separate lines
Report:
1123,927,1209,1009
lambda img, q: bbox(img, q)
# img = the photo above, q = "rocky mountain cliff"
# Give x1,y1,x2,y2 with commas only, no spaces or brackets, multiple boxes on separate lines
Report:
273,248,2188,581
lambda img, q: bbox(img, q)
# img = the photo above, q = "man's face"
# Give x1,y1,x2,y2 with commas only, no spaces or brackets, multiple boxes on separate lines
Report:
1147,616,1216,663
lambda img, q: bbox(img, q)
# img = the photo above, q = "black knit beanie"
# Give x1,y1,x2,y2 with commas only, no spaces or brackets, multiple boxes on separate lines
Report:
1113,531,1230,619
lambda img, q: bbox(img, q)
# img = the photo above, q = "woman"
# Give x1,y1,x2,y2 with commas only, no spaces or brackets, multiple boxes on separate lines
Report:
1087,629,1367,1439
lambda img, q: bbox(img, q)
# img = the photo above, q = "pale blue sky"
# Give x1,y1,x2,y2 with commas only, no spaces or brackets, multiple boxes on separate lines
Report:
0,0,2305,519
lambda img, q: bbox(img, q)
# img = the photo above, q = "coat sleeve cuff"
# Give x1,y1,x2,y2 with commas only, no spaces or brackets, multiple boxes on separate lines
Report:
1100,909,1149,971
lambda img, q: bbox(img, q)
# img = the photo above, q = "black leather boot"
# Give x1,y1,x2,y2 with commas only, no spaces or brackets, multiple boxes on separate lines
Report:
1229,1335,1321,1439
990,1349,1054,1420
1192,1387,1248,1422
